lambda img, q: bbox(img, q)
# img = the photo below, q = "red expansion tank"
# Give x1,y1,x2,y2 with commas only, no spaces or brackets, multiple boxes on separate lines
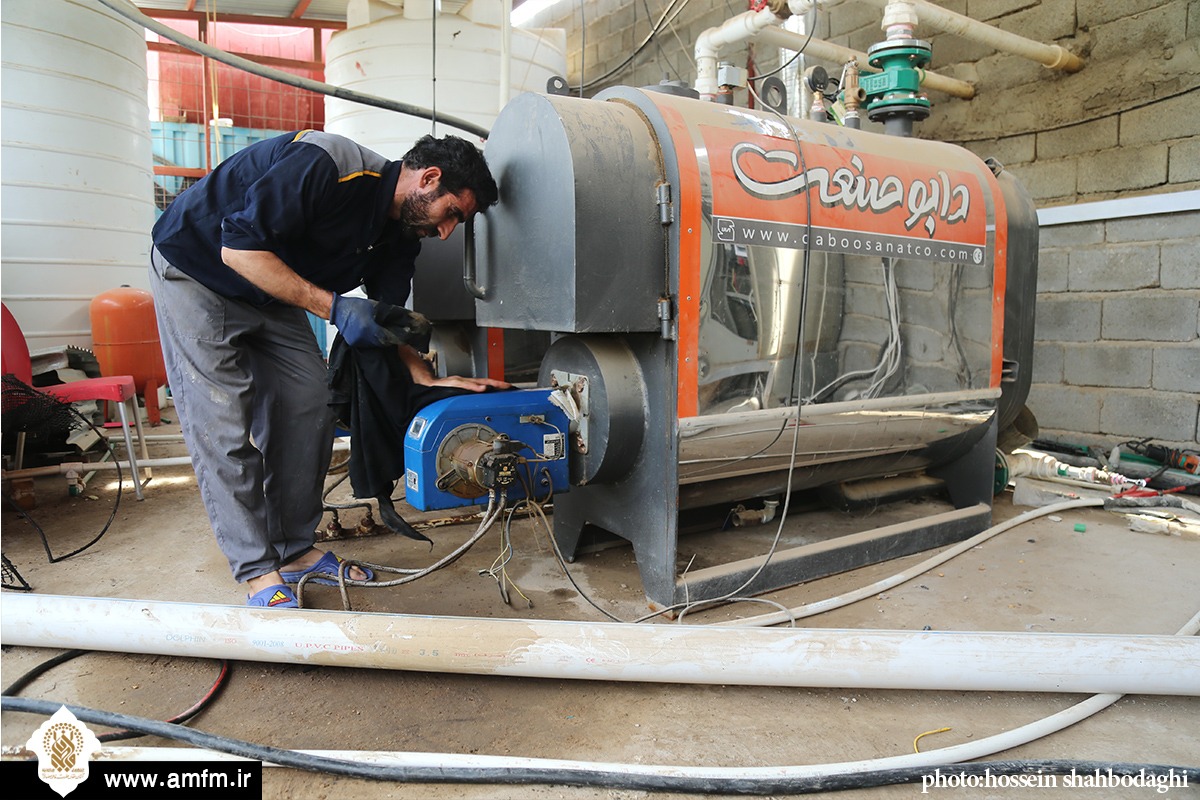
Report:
89,287,168,425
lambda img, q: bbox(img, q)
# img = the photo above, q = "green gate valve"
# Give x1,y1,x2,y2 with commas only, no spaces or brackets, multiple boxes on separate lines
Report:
862,39,933,122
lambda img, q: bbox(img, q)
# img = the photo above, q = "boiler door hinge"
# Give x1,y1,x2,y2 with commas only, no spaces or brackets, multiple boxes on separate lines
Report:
1001,358,1019,384
656,182,674,225
657,296,676,340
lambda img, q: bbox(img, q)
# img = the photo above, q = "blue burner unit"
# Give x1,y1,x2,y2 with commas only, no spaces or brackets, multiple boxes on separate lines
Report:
404,388,571,512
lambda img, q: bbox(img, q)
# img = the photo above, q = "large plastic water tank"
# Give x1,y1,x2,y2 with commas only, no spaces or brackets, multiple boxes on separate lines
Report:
325,0,567,158
1,0,155,349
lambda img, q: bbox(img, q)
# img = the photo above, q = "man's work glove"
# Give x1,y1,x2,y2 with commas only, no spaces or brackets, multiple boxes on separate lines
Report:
330,295,402,348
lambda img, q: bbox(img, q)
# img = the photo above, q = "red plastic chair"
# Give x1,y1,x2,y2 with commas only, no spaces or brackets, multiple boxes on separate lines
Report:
2,302,150,500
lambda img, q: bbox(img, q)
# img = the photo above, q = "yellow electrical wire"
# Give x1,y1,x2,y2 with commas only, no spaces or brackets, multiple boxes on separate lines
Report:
913,727,952,753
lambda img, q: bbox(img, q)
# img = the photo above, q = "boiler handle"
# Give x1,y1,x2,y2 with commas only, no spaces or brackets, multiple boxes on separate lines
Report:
463,215,487,300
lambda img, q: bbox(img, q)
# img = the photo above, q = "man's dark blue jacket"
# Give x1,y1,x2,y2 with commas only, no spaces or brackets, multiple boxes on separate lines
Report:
152,129,418,306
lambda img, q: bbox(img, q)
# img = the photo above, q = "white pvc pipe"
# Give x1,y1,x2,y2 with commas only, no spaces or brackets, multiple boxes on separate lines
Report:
694,8,781,98
1,457,193,480
693,11,974,100
8,611,1198,790
3,594,1197,695
1,441,349,480
755,26,975,99
859,0,1085,72
1006,450,1144,489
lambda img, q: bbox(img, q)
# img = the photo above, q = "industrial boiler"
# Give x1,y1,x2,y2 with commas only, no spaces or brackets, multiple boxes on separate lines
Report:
407,80,1037,610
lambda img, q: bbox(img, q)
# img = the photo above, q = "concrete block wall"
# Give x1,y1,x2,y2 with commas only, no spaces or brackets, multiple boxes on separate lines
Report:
1031,210,1200,450
520,0,1198,449
527,0,793,94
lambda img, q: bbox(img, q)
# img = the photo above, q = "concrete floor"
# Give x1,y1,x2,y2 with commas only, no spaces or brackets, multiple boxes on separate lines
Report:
2,423,1198,798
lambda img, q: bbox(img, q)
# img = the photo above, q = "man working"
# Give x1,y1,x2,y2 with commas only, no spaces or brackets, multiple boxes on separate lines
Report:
150,131,507,608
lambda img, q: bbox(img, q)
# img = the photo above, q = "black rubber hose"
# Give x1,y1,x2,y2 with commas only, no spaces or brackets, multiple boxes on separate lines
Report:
4,697,1196,794
3,653,230,743
95,0,490,140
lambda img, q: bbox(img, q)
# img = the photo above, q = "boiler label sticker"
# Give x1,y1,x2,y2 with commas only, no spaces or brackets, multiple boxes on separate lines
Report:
701,124,989,262
712,216,986,265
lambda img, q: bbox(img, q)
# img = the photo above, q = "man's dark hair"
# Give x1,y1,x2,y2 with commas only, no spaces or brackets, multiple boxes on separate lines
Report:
402,135,499,210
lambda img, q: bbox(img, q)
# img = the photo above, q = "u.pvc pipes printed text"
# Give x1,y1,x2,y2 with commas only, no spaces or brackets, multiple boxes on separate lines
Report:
3,594,1197,696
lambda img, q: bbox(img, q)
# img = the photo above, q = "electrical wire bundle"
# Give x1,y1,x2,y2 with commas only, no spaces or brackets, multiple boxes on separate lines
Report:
802,256,904,404
574,0,693,92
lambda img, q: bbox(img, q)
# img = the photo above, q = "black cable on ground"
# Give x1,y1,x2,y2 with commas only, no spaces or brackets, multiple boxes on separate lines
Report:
2,649,87,697
1,378,124,565
3,654,230,743
3,697,1196,794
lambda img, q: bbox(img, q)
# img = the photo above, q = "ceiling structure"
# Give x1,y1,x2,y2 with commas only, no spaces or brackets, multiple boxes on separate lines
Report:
131,0,530,23
133,1,351,21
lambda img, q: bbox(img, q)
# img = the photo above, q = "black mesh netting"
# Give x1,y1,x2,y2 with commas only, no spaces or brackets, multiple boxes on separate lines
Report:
2,373,83,443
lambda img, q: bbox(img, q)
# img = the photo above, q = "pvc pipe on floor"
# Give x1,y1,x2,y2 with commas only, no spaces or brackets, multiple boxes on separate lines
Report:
5,614,1196,789
3,594,1197,696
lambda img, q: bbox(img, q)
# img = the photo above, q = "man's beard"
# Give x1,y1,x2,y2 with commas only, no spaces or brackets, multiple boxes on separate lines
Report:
397,190,437,239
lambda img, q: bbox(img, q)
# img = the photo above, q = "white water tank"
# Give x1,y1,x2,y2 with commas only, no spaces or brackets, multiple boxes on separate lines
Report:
325,0,566,158
1,0,155,349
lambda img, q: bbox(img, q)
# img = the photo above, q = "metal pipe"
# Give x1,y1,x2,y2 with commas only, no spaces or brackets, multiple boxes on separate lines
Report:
3,594,1198,696
500,0,512,113
842,59,863,128
718,498,1107,628
104,433,186,442
755,27,975,99
860,0,1085,72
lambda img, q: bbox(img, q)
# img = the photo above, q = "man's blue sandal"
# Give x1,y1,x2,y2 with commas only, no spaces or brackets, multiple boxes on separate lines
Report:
280,550,374,586
247,584,299,608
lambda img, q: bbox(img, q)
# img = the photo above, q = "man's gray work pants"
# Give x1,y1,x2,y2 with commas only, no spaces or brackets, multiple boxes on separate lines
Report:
149,247,334,583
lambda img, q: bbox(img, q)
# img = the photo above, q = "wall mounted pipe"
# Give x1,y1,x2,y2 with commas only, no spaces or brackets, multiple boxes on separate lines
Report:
860,0,1084,72
3,594,1198,696
695,8,782,98
94,0,490,140
693,4,975,100
754,26,975,99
